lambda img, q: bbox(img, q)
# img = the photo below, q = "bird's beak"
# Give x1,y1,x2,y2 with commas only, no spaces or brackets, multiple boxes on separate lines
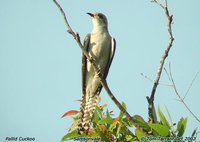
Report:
87,13,94,17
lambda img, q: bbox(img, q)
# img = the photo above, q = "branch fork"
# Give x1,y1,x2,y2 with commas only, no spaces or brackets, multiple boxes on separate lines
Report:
147,0,174,123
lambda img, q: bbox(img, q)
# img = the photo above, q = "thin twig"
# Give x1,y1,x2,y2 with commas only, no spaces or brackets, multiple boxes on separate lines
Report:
53,0,93,66
183,72,199,100
141,73,172,87
53,0,137,127
169,64,200,123
151,0,165,9
147,0,174,123
141,73,153,83
164,67,171,81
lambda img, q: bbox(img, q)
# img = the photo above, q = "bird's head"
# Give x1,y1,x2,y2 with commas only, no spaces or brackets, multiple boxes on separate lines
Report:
87,12,108,31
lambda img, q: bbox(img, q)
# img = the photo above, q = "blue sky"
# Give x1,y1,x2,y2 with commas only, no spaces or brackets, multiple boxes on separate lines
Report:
0,0,200,141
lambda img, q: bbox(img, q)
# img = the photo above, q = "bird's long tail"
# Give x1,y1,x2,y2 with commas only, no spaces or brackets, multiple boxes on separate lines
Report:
78,93,99,134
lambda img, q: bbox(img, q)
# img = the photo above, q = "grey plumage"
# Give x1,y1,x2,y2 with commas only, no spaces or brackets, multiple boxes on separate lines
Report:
78,13,116,134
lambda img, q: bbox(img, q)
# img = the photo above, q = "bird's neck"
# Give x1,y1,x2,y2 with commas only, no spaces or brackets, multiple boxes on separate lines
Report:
92,25,108,34
92,21,108,34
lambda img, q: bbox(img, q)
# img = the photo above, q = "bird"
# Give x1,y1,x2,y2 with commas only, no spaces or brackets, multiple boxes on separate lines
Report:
78,12,116,134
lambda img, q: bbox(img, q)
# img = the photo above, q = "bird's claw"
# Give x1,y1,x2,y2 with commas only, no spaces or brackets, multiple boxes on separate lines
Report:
96,69,102,81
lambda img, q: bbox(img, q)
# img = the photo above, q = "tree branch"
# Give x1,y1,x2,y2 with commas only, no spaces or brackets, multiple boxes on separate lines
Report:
183,71,199,100
169,64,200,123
147,0,174,123
53,0,137,126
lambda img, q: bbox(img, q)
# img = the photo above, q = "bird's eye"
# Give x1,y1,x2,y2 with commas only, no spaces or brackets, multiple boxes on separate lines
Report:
98,14,103,19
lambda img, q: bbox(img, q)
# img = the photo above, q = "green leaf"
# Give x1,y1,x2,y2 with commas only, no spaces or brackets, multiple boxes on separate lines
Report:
95,106,103,117
125,134,134,141
61,130,80,141
106,109,113,120
148,123,170,136
122,101,127,110
158,106,170,129
177,117,187,137
132,115,151,132
188,128,198,142
97,117,113,124
191,127,198,137
177,118,183,131
122,117,133,127
152,103,157,123
92,109,101,123
119,102,126,119
165,106,175,133
108,122,116,132
99,131,111,142
68,120,79,132
116,124,122,135
92,106,103,124
135,129,147,142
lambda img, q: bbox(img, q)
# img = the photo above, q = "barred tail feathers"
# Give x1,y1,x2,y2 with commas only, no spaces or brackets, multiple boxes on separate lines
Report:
78,93,99,134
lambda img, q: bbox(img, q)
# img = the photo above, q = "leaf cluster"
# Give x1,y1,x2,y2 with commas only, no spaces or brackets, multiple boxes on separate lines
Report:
61,102,198,142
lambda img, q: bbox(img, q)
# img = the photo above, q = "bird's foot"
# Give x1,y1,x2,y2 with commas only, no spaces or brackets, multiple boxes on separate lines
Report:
97,69,102,78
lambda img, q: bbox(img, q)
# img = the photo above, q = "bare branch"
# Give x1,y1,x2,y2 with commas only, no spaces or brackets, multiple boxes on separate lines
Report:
164,67,171,81
141,73,172,87
141,73,153,83
53,0,137,127
151,0,165,9
147,0,174,123
183,72,199,100
53,0,74,36
164,0,168,8
169,64,200,123
53,0,92,65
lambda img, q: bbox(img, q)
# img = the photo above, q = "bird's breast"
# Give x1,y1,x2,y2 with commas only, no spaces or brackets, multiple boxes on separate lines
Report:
87,33,111,72
90,33,110,58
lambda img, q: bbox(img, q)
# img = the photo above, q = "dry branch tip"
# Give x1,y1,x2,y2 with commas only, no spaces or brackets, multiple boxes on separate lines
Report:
147,0,174,122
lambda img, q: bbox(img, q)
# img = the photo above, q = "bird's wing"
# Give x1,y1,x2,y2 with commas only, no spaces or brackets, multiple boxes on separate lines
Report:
103,37,116,79
79,34,90,133
81,34,90,97
94,37,116,96
82,36,116,96
79,35,116,134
